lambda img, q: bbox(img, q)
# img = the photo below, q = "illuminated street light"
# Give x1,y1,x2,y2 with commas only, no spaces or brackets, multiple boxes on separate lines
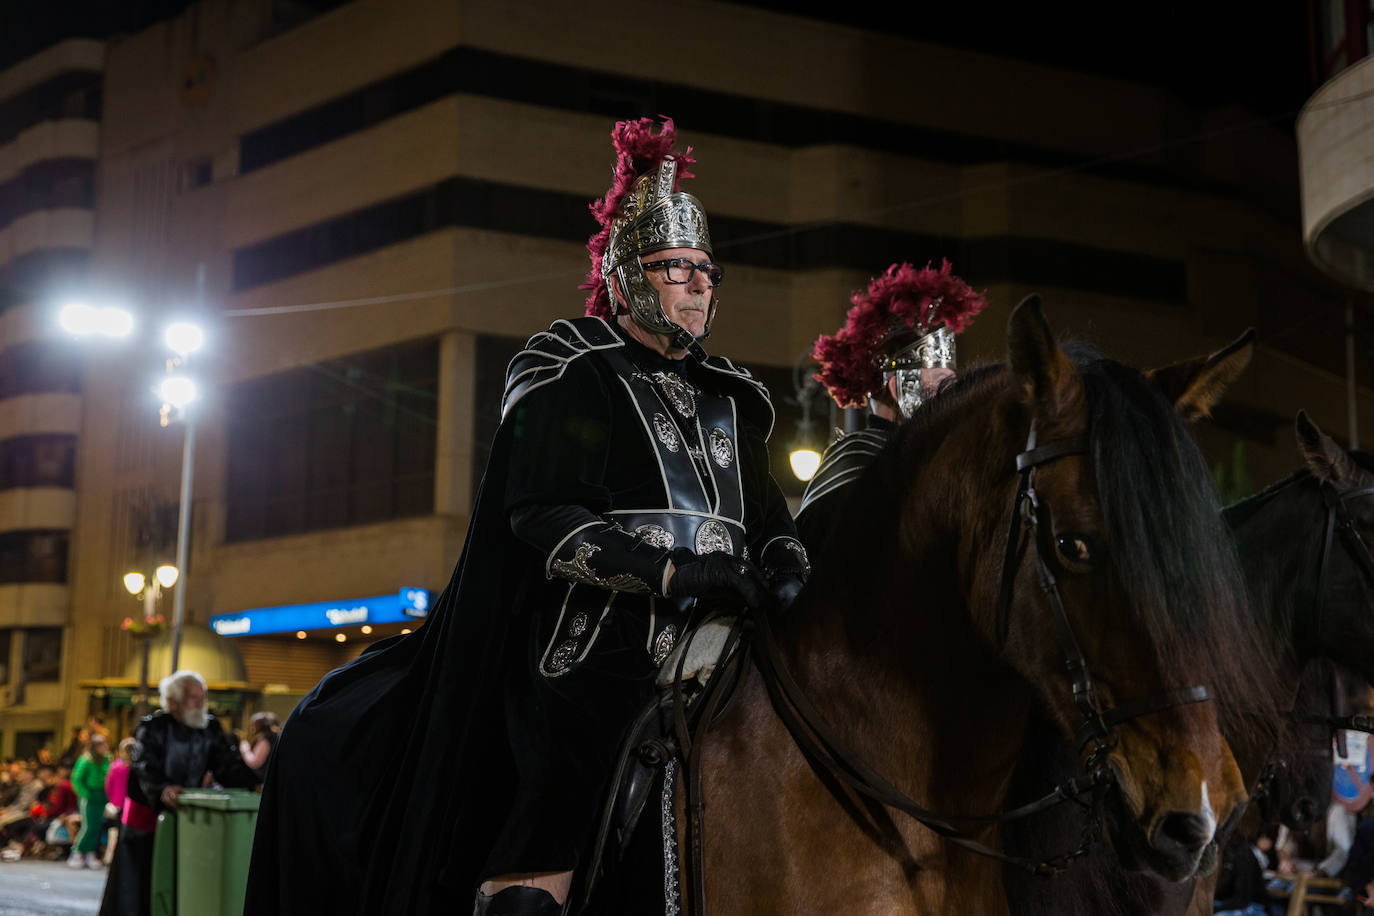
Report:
59,303,134,338
335,633,347,643
98,307,135,337
164,322,204,356
155,565,179,588
360,625,373,635
123,572,146,596
295,631,307,640
158,376,198,408
788,447,823,482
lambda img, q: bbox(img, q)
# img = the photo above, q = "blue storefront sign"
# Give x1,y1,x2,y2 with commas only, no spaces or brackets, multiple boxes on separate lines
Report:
209,587,430,637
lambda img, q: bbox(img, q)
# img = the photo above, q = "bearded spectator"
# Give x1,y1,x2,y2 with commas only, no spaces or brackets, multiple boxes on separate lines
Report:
99,670,258,916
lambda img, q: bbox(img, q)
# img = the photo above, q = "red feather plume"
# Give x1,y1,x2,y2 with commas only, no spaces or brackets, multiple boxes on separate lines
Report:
581,117,696,319
812,261,988,408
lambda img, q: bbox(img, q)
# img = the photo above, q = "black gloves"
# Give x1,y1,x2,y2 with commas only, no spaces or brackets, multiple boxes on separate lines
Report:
759,536,811,613
667,548,769,609
766,569,806,611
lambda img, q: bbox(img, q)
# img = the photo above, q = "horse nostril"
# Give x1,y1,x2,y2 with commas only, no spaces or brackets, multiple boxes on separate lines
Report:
1155,812,1214,852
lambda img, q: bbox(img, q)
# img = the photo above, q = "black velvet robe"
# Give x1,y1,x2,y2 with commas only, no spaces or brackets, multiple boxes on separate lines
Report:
243,317,799,915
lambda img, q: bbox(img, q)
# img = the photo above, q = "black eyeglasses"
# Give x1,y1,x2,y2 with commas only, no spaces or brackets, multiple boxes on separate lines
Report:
641,257,725,288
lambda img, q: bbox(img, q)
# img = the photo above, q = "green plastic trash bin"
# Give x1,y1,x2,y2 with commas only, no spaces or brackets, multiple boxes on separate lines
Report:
150,811,178,916
174,790,261,916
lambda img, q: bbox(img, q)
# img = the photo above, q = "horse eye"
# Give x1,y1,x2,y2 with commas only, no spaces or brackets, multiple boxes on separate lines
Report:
1056,534,1096,567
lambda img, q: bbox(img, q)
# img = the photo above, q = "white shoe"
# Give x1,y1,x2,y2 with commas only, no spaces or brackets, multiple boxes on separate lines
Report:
85,852,103,869
67,853,84,868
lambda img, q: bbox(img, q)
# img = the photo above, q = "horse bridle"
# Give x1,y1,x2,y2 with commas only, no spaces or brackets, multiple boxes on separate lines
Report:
672,421,1223,916
1312,481,1374,644
994,422,1213,770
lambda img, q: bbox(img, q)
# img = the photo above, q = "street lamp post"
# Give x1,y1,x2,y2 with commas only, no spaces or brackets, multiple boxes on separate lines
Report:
161,320,203,672
59,298,206,676
788,353,825,483
121,566,176,718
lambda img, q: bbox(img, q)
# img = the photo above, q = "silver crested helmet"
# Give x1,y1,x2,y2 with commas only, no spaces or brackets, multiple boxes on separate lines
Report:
812,261,989,415
603,158,714,336
582,117,716,339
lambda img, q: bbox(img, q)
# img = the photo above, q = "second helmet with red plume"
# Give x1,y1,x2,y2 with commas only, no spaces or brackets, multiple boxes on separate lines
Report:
813,261,988,416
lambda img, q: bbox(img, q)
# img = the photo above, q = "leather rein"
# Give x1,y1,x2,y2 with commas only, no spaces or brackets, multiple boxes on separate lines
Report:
673,422,1215,916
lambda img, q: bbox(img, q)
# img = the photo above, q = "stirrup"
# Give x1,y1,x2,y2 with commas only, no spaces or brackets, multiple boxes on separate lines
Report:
472,885,565,916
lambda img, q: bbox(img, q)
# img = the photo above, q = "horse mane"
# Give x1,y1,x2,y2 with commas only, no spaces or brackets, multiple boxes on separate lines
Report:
1065,347,1282,740
817,343,1280,744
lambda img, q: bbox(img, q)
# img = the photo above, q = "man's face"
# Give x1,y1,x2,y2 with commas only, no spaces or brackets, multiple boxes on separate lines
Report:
172,682,208,729
640,247,715,338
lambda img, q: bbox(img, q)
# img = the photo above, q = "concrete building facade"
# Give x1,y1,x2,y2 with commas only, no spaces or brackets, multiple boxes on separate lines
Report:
0,0,1365,747
0,39,104,757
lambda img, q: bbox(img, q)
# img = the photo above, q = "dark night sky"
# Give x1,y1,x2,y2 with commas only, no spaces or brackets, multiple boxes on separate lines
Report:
0,1,195,70
2,2,1316,121
735,3,1316,121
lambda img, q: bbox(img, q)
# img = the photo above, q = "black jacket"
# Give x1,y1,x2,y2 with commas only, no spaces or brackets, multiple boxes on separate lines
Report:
129,712,257,812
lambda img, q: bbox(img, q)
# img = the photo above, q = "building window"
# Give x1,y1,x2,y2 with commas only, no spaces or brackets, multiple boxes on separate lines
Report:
14,731,54,760
0,435,77,489
60,88,91,119
21,628,61,682
0,628,10,685
0,531,69,584
0,341,82,400
226,340,438,541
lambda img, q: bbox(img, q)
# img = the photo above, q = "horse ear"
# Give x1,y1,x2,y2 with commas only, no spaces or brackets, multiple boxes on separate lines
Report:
1296,410,1359,485
1145,328,1255,422
1007,295,1081,415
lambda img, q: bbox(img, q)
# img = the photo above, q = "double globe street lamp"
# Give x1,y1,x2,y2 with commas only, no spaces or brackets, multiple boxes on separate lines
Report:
121,564,178,718
58,301,206,676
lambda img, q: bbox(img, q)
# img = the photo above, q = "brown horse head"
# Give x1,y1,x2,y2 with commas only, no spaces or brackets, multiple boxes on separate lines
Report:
954,298,1265,881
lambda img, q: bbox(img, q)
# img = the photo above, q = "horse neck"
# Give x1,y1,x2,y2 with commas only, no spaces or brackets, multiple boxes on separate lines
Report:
1224,480,1320,779
776,421,1031,811
1227,478,1323,669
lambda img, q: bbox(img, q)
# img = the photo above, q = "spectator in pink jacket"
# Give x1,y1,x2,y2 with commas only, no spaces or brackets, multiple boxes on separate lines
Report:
102,738,136,863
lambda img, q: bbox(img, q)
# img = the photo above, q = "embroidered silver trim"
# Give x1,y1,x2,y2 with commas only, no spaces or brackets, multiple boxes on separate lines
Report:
635,524,676,549
652,413,680,452
549,639,580,672
709,427,734,467
651,371,698,418
549,542,652,594
694,519,733,555
785,540,811,574
687,444,706,462
568,612,590,637
662,758,682,916
653,624,679,665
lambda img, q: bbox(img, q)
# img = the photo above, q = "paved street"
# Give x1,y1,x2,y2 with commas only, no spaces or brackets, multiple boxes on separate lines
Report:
0,858,104,916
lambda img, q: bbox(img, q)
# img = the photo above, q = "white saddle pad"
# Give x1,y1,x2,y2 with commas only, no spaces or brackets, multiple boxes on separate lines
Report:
656,617,738,688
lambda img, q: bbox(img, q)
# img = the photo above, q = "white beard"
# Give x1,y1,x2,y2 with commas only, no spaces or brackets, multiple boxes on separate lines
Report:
181,708,208,730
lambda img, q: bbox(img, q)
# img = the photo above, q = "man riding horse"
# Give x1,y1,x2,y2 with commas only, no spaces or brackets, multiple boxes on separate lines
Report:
243,117,808,916
472,117,810,915
796,262,986,550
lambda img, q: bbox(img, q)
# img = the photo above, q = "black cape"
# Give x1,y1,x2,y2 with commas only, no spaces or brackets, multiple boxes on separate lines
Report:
244,318,783,915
